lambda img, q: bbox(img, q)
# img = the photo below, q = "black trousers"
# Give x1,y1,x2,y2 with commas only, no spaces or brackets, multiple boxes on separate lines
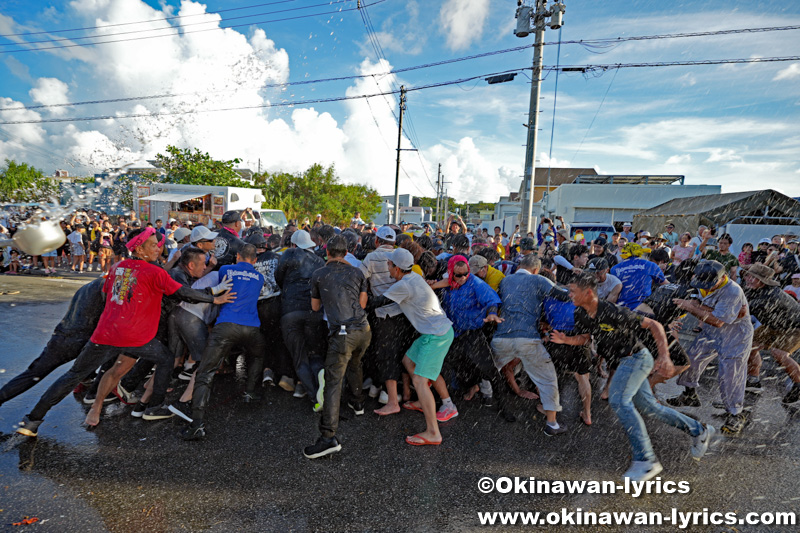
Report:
445,328,513,410
29,338,173,421
280,310,327,395
191,322,267,424
257,297,294,379
320,326,371,439
0,334,88,405
369,313,417,383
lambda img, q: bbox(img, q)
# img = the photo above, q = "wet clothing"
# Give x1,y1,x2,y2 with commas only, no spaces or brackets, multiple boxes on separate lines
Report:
217,262,264,328
495,270,567,341
441,275,501,338
382,272,452,336
53,277,106,337
611,257,666,309
745,285,800,330
319,327,371,439
310,262,369,332
275,247,325,314
92,259,183,347
677,279,752,415
212,226,245,268
573,300,646,367
359,245,403,318
253,249,281,300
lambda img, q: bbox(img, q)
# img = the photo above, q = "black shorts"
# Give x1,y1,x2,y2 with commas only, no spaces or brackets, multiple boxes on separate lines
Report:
546,340,592,375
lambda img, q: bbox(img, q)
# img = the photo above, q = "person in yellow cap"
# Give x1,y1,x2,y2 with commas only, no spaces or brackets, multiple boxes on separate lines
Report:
610,243,667,309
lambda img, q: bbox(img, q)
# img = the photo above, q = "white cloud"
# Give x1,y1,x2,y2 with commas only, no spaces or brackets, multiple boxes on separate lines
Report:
439,0,490,51
774,63,800,81
666,154,691,164
29,78,70,116
704,148,742,163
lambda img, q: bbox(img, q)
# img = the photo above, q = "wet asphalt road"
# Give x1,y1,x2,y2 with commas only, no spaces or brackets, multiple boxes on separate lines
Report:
0,275,799,532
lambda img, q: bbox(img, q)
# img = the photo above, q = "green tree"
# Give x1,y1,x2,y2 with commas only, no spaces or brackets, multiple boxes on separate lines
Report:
154,145,248,187
0,159,59,203
257,163,381,225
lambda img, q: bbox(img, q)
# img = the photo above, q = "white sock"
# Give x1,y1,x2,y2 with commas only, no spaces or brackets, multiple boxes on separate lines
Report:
547,421,560,429
442,397,455,409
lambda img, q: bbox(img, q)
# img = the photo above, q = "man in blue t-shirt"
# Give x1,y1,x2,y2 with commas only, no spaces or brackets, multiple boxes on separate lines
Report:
611,243,667,309
183,244,267,440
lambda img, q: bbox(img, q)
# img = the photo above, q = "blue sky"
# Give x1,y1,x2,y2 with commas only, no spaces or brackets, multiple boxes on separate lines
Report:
1,0,798,202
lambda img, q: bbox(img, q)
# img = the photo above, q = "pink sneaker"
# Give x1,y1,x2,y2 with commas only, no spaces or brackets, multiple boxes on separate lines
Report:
436,404,458,422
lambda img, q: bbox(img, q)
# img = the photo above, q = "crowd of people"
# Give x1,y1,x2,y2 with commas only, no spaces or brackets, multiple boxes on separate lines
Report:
2,207,799,483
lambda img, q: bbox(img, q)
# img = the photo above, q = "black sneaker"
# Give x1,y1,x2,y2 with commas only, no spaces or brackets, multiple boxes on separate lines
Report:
348,401,365,416
481,394,494,407
711,400,726,410
82,391,117,405
745,379,762,394
16,416,42,438
721,412,747,434
131,401,149,418
142,403,175,421
178,365,196,382
666,390,701,408
303,436,341,459
181,422,206,441
543,422,568,436
782,383,800,404
168,401,193,423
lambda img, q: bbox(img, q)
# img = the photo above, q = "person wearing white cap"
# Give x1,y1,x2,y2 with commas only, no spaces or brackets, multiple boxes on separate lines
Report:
620,222,636,243
359,226,417,416
189,226,219,275
368,247,456,445
167,227,192,262
275,229,327,404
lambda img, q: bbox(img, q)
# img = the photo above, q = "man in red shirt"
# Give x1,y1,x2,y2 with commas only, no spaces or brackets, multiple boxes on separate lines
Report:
16,228,234,437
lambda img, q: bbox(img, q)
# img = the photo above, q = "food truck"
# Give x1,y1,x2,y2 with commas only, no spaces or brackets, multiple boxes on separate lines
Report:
134,183,267,226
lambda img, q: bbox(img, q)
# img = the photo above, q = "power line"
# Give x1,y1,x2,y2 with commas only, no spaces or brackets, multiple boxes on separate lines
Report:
3,55,799,125
0,0,298,38
1,41,534,113
0,0,388,54
0,0,352,47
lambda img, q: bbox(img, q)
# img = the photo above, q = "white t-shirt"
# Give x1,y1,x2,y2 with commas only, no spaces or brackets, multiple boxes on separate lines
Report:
785,285,800,300
382,272,452,336
597,273,622,300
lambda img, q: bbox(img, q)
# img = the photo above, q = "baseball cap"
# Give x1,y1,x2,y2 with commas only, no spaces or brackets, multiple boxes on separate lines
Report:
172,227,191,243
221,210,241,224
245,233,267,248
593,237,607,246
519,237,536,250
469,255,489,274
792,273,800,279
291,229,315,249
376,226,396,243
640,231,651,237
190,226,218,243
758,238,771,245
431,238,445,251
788,239,799,244
587,257,609,272
622,221,632,227
388,247,414,270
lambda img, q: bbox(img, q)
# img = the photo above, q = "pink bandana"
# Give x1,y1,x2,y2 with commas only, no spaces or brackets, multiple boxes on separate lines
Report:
126,227,156,251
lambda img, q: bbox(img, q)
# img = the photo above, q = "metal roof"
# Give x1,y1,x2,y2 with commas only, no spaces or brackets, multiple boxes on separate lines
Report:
574,175,684,185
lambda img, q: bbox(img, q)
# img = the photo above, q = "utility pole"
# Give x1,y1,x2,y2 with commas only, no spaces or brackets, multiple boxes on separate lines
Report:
435,163,442,226
443,188,449,223
393,86,406,225
515,0,564,234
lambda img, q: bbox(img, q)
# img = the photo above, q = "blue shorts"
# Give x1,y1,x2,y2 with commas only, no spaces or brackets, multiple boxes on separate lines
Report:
406,327,454,381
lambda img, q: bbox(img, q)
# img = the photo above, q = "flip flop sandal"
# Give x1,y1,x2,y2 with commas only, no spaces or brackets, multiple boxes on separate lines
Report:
402,401,423,413
405,434,441,446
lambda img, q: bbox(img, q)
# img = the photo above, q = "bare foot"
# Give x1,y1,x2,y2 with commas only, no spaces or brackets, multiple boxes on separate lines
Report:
518,390,539,401
536,403,546,415
463,384,480,401
84,410,101,427
580,410,592,426
600,388,609,401
374,404,401,416
406,431,442,445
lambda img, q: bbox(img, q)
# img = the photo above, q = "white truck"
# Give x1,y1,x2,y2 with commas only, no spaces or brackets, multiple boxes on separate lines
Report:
134,183,282,228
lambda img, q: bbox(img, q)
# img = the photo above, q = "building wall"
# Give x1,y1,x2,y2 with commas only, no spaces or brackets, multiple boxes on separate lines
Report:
543,184,721,225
